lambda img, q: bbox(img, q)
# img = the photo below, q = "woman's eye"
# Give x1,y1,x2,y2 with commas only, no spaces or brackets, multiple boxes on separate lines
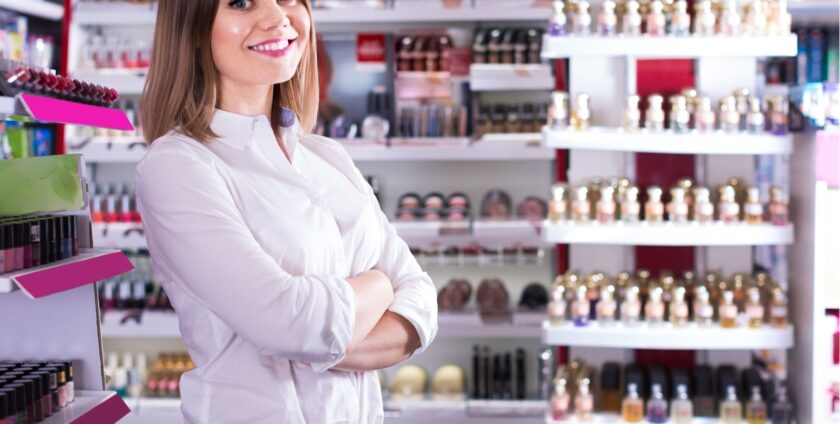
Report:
228,0,252,9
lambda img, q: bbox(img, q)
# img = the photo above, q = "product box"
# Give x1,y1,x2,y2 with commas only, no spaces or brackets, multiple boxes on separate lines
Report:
0,154,85,216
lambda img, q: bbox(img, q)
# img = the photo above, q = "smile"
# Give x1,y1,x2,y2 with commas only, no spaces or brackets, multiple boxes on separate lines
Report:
248,38,295,58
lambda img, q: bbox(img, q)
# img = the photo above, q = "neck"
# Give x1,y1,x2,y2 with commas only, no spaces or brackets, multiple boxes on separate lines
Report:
217,79,273,119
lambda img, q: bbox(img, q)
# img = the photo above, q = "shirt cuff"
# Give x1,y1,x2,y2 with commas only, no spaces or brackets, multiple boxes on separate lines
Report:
308,278,356,373
388,294,438,356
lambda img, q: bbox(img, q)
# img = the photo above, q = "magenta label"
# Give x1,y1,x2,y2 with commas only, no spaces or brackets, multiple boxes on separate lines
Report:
14,251,134,299
817,131,840,188
71,393,131,424
19,93,135,131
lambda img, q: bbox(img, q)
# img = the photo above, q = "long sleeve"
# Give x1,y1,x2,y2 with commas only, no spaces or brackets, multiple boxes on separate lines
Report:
135,146,355,366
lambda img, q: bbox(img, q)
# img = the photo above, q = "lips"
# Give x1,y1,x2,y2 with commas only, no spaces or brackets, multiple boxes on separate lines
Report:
248,38,296,58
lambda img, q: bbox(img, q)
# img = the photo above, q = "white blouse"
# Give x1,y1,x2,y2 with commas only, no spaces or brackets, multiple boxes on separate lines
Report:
134,109,438,424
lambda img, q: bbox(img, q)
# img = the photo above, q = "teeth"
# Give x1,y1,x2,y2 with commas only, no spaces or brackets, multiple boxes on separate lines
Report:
251,39,291,52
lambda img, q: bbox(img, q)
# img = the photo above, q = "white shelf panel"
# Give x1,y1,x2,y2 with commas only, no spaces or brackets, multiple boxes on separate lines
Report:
541,34,798,58
542,321,795,350
470,64,554,92
345,142,554,161
314,7,552,24
100,311,181,338
542,221,794,246
396,220,549,249
0,0,64,20
68,137,147,163
42,391,130,424
73,2,157,25
542,127,794,155
826,297,840,310
71,70,147,95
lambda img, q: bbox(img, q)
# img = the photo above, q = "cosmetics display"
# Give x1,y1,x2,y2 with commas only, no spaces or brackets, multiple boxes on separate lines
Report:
1,58,121,107
396,190,547,222
474,102,548,138
78,34,151,72
472,27,545,65
0,13,54,70
0,360,76,423
549,88,790,135
546,269,789,329
0,215,80,275
547,0,793,38
72,99,143,140
394,103,469,140
548,176,789,226
766,28,839,85
396,33,454,73
98,250,171,314
90,182,141,224
0,122,55,159
104,352,193,399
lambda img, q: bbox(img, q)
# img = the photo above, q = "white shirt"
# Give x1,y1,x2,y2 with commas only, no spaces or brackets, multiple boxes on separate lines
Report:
134,109,438,424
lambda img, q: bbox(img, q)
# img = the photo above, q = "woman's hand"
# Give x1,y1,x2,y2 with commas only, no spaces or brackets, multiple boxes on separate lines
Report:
334,311,421,372
345,270,395,349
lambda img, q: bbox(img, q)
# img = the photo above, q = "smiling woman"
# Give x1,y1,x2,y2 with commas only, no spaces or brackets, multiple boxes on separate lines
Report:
135,0,438,423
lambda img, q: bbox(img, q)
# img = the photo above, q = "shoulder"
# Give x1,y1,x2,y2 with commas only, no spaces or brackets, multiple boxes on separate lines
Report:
136,131,221,188
299,132,352,161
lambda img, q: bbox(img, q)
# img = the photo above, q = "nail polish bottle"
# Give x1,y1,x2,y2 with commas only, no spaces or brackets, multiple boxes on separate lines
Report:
646,0,667,36
549,1,568,36
694,96,717,132
768,186,789,225
667,187,690,223
575,378,594,421
670,286,690,326
669,0,691,36
720,96,741,132
646,383,668,423
621,286,642,325
645,286,666,325
596,285,617,325
571,186,591,223
13,223,24,272
571,285,590,327
598,363,622,412
693,286,715,325
691,187,714,223
549,183,568,223
573,1,593,35
623,95,641,131
746,0,767,36
669,95,690,133
671,384,693,423
62,217,73,260
550,91,570,129
769,287,789,327
597,1,618,36
745,386,768,423
621,383,644,422
770,386,794,424
720,386,743,423
747,98,766,133
597,186,616,224
621,186,641,223
548,284,567,326
572,94,591,130
772,0,792,35
645,94,665,131
720,0,742,36
733,89,752,131
29,220,41,268
538,349,554,400
745,287,765,328
693,0,717,36
549,378,570,421
719,290,739,328
692,366,715,417
718,185,740,223
645,186,665,223
622,0,643,36
744,187,764,225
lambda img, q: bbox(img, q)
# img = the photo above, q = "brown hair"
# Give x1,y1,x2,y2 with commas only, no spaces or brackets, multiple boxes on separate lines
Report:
140,0,319,144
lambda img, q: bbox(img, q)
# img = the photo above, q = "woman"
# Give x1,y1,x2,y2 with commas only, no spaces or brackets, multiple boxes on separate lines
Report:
136,1,438,422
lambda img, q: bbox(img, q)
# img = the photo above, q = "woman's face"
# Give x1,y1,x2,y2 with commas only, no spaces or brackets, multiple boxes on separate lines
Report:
212,0,309,89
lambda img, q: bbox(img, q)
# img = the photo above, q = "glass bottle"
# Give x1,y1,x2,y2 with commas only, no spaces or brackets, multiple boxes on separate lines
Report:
669,0,691,36
719,0,741,36
734,89,752,131
621,286,642,326
693,187,715,223
571,186,591,223
768,95,788,135
747,97,766,133
744,187,764,225
769,287,789,328
645,286,666,325
670,286,690,326
745,0,767,36
573,1,592,35
719,290,739,328
669,95,690,133
571,284,590,327
597,0,618,36
720,95,741,132
572,93,591,130
645,94,665,131
745,287,765,328
746,386,768,424
549,183,568,223
623,95,641,131
717,185,740,223
770,386,794,424
622,0,643,36
596,285,617,325
694,96,716,132
645,186,665,223
548,284,567,326
668,187,690,223
670,384,694,423
622,186,641,223
550,91,569,130
769,186,789,225
549,378,570,421
646,384,669,423
693,286,715,326
771,0,792,36
597,186,616,224
720,386,743,424
646,0,666,36
575,378,594,421
621,383,644,422
549,0,568,36
693,0,716,36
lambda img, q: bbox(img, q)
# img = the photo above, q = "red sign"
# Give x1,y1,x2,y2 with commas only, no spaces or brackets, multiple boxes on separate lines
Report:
356,33,386,66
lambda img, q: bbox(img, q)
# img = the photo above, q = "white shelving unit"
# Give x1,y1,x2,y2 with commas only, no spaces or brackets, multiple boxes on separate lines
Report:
0,0,64,20
470,64,555,92
542,221,794,246
541,35,798,58
70,70,148,96
42,391,130,424
0,248,130,296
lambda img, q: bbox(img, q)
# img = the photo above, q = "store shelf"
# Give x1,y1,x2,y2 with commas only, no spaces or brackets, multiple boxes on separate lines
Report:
1,94,134,131
71,70,148,96
92,222,147,250
541,35,798,58
542,321,795,350
396,220,548,249
542,127,794,155
43,390,131,424
100,311,181,339
826,297,840,310
542,221,794,246
345,142,553,162
470,64,554,92
68,137,147,163
0,249,134,299
73,2,157,25
0,0,64,20
385,399,545,419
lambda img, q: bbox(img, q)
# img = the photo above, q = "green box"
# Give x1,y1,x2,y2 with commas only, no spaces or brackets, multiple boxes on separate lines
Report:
0,154,85,216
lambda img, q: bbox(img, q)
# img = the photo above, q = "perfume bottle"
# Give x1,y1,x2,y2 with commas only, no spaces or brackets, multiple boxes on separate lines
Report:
747,97,766,133
646,384,669,423
549,183,568,223
623,95,641,131
668,187,690,223
745,0,767,36
597,186,616,224
693,0,717,36
549,0,568,36
571,186,591,223
734,89,752,131
645,186,665,223
597,0,618,36
769,186,789,225
669,95,690,133
645,286,666,325
621,186,641,223
745,287,765,328
621,286,642,325
769,287,789,328
550,378,571,421
720,96,740,132
646,0,667,36
770,386,794,424
669,0,691,36
719,290,739,328
571,284,590,327
744,187,764,225
694,96,717,132
693,187,714,223
645,94,665,131
550,91,570,129
718,185,740,223
670,286,690,326
721,386,743,423
621,383,644,423
575,378,594,421
573,1,593,35
771,0,793,36
572,94,591,130
694,286,715,325
671,384,694,423
768,95,788,135
622,0,643,36
596,285,617,325
746,386,768,423
548,284,567,326
720,0,742,36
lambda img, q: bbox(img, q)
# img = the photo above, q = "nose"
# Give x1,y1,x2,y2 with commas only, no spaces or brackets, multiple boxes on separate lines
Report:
260,2,291,31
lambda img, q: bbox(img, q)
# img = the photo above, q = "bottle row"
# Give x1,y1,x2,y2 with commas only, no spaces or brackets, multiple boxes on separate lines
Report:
547,360,792,423
548,176,789,226
98,250,171,313
104,352,194,399
396,190,547,222
438,278,549,316
73,100,142,139
548,0,792,38
90,182,140,224
0,215,80,275
548,88,789,135
1,59,120,107
474,102,548,137
0,13,54,70
765,28,840,85
471,28,544,66
0,361,76,424
0,123,56,160
79,35,151,72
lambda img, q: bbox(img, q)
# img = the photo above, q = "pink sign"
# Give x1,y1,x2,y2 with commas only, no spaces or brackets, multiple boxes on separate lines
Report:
71,392,131,424
817,130,840,188
14,250,134,299
19,93,135,131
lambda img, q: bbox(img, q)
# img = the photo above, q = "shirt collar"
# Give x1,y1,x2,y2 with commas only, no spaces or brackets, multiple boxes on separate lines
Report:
210,108,300,155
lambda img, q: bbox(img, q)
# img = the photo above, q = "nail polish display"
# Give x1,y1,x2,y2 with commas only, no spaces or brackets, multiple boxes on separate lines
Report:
621,383,644,422
597,1,618,36
572,1,592,35
0,215,80,275
670,384,693,423
0,360,76,423
549,378,570,421
574,378,593,421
